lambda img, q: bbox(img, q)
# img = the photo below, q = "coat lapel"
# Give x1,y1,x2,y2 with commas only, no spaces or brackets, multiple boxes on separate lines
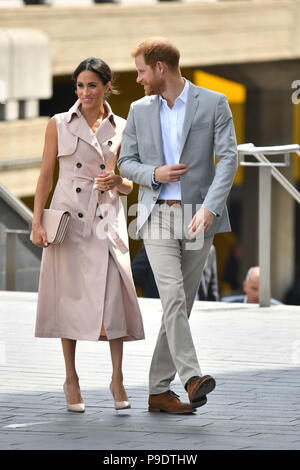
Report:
95,116,116,144
67,100,116,158
179,82,200,158
68,114,94,147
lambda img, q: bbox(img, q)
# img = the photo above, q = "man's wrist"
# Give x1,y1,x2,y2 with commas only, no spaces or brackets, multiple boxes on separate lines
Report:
152,168,161,188
116,175,123,187
204,207,217,217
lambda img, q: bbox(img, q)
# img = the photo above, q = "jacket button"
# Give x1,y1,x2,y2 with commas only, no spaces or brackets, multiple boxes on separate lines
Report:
78,213,83,218
100,164,106,170
108,141,112,146
99,215,103,219
76,162,82,168
76,187,81,193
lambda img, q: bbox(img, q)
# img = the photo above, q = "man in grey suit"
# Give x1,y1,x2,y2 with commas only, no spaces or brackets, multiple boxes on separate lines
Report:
118,38,237,414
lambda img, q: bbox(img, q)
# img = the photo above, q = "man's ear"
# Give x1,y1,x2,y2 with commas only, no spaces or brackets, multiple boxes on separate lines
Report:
156,61,166,75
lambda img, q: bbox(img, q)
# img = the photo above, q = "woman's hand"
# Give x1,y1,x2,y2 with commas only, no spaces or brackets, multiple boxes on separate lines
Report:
93,171,122,192
31,224,49,248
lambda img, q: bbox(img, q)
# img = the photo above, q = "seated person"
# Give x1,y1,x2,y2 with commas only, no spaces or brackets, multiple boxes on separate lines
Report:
221,266,282,305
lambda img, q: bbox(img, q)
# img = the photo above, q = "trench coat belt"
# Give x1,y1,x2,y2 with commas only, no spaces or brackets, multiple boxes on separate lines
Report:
76,175,101,238
60,175,100,238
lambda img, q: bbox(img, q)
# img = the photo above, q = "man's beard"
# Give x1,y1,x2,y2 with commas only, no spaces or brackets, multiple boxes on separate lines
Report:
144,78,165,96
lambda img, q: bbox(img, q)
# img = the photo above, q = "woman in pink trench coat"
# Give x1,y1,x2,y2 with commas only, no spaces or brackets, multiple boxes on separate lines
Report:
31,58,144,413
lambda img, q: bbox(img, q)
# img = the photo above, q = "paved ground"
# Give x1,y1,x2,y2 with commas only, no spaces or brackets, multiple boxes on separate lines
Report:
0,290,300,450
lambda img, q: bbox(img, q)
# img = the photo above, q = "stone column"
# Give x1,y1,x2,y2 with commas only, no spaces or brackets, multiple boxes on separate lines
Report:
0,28,51,121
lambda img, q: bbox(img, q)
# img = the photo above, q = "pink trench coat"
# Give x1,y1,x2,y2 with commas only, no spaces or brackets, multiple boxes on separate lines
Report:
35,100,145,342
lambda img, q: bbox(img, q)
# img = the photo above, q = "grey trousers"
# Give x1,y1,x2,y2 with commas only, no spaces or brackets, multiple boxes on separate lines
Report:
142,204,214,394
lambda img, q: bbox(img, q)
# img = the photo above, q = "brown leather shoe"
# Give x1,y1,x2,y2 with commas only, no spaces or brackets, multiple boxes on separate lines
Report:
185,375,216,407
148,390,196,414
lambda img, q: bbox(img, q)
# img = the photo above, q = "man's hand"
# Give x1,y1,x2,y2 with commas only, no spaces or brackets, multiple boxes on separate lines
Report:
154,164,188,183
188,207,215,237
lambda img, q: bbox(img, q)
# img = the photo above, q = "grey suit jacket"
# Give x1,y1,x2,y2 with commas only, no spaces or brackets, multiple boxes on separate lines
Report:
118,81,238,238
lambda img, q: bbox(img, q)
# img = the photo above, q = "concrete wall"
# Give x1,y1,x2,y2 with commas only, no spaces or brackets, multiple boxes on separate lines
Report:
0,1,299,75
0,118,49,197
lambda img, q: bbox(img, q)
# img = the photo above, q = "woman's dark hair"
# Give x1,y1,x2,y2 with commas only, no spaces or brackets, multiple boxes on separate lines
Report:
72,58,119,99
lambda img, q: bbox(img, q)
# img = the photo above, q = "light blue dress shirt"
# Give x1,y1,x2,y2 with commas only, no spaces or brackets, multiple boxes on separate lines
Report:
158,79,189,200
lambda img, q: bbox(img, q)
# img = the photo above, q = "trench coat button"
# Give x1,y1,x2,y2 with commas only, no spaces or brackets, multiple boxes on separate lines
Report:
76,162,82,168
99,215,103,219
100,164,106,170
108,141,112,146
78,213,83,218
76,187,81,193
153,196,157,201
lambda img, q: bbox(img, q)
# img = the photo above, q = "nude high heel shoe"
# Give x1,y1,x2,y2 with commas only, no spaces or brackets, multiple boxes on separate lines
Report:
63,382,85,413
109,383,131,410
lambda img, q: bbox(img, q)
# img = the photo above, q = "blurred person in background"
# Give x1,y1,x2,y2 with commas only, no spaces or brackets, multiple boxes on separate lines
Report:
221,266,283,305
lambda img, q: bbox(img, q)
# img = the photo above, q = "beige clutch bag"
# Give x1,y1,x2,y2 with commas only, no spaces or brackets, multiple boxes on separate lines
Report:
30,209,71,245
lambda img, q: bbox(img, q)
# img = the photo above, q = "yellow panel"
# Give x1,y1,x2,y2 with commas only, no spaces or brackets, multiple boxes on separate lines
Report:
194,70,246,104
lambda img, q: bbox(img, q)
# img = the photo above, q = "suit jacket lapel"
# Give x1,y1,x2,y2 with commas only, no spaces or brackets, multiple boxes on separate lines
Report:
179,82,200,158
149,95,164,165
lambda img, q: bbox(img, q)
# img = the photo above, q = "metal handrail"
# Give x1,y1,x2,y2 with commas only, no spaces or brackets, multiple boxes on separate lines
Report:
237,143,300,307
5,229,30,291
239,143,300,204
1,184,34,291
0,184,33,225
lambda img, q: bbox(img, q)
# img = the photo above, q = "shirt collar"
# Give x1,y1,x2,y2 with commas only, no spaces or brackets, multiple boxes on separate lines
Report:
160,78,189,107
66,99,116,126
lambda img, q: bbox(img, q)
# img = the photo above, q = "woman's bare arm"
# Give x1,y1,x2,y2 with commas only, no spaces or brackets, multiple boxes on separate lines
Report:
31,117,58,247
